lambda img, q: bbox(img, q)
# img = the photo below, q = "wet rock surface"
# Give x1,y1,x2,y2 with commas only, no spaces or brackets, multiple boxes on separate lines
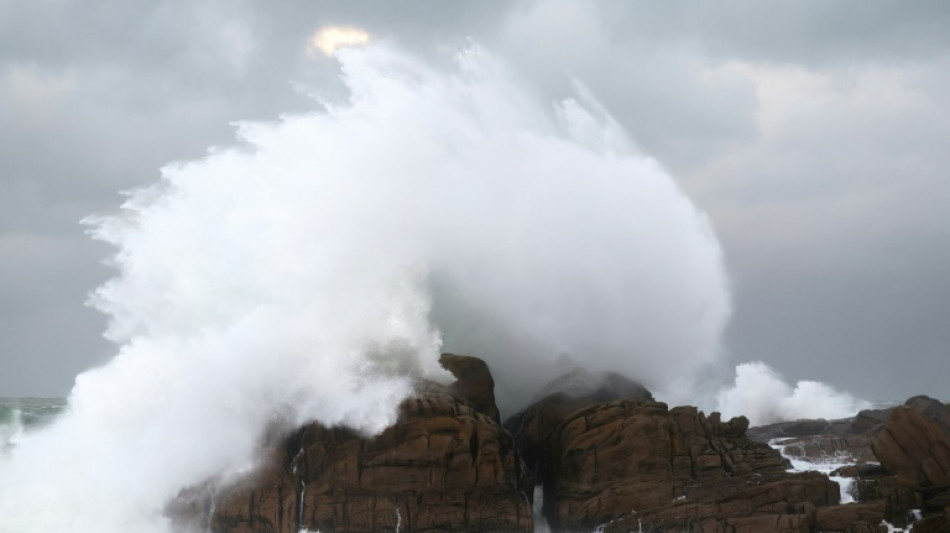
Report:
872,396,950,532
511,397,846,532
173,360,950,532
202,354,531,533
744,397,950,531
746,409,892,466
872,396,950,488
502,368,654,495
564,409,838,531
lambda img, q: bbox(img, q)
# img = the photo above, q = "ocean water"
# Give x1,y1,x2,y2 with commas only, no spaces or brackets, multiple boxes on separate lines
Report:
769,437,860,504
770,438,920,532
0,397,67,454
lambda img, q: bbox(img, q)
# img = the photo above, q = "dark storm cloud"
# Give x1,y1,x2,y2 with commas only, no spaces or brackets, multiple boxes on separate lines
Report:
1,0,948,402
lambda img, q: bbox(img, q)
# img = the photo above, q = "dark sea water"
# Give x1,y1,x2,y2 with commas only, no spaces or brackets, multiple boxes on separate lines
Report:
0,397,67,453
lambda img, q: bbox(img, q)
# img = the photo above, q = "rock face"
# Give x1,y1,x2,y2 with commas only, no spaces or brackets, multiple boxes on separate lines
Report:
438,353,501,424
207,354,531,533
745,410,892,466
516,398,847,532
502,368,654,493
174,357,950,533
743,398,950,531
872,396,950,489
872,396,950,531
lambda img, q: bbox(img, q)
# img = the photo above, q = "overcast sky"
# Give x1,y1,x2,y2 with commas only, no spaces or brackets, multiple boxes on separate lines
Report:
1,0,948,404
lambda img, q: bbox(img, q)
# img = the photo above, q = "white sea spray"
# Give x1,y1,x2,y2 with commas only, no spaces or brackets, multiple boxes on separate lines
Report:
0,42,730,533
718,361,871,426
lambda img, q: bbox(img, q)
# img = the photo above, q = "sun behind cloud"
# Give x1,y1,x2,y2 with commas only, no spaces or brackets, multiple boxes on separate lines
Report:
309,26,370,57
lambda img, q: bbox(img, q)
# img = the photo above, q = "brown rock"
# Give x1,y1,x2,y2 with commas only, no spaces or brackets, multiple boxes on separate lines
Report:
852,408,894,435
926,489,950,509
814,501,886,531
852,474,921,524
439,353,500,424
913,514,950,533
502,368,654,497
542,400,839,532
746,415,882,466
773,434,878,465
872,396,950,488
200,357,531,533
174,365,948,532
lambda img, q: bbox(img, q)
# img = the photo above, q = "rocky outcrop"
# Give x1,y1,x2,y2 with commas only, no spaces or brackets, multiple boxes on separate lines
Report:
530,399,846,532
851,408,893,436
171,356,950,533
746,410,893,466
872,396,950,531
438,353,500,424
872,396,950,488
742,397,950,530
502,368,653,493
202,354,531,533
848,466,922,526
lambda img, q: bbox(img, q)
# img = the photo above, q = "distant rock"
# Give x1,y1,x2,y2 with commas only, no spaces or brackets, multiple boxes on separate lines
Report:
746,409,893,466
745,396,950,530
529,367,655,404
851,407,893,435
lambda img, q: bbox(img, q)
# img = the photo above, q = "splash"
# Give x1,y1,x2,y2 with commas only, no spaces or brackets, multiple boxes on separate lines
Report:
717,361,872,426
0,43,729,532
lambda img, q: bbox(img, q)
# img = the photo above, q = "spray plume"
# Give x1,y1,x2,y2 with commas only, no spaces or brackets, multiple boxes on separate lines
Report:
0,43,730,532
716,361,873,426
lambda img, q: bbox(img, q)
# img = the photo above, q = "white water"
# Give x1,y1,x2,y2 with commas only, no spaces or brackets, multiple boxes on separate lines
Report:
533,485,552,533
769,438,859,504
0,41,731,533
882,515,919,533
718,361,872,426
0,409,23,456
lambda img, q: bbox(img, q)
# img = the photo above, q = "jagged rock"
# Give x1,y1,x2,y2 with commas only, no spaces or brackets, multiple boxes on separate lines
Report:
814,501,886,532
851,408,893,435
747,414,884,466
438,353,500,424
871,395,950,531
913,514,950,533
502,368,653,493
872,396,950,489
850,473,921,525
535,399,841,532
174,359,949,533
205,356,531,533
775,434,878,465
